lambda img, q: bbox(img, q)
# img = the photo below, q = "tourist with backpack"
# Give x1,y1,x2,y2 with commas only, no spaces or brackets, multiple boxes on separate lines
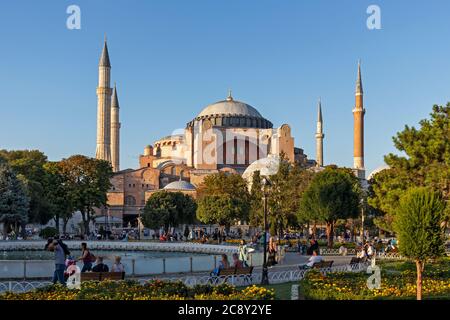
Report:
78,242,95,272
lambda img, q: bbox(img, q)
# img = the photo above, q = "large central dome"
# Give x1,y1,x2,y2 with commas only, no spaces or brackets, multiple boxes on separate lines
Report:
187,92,273,129
197,97,263,118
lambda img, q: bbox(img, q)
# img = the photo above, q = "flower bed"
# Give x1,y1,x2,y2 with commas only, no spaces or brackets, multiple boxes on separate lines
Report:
0,280,274,301
299,259,450,300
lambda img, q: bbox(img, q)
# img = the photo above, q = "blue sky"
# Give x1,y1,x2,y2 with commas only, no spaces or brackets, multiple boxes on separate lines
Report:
1,0,449,175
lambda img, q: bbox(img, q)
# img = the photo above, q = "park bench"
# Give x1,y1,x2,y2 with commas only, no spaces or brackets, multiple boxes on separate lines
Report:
312,260,334,269
350,257,361,265
80,272,125,282
213,266,254,284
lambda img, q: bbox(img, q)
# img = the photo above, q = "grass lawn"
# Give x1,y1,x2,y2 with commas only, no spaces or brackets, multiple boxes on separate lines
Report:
299,257,450,300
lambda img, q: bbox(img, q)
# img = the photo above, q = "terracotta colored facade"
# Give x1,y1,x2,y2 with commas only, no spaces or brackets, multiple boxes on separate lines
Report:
95,42,367,226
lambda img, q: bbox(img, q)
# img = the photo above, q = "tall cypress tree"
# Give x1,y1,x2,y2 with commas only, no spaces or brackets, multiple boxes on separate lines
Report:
0,163,29,234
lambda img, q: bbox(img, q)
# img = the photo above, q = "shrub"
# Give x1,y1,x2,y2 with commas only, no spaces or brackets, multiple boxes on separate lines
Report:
0,280,275,301
39,227,58,239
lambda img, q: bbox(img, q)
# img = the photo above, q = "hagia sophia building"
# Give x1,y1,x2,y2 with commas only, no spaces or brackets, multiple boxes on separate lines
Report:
94,40,366,226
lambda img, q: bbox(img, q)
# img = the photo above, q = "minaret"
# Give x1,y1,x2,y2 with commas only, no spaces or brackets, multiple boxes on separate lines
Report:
95,38,112,162
315,98,324,167
353,60,365,178
111,83,120,172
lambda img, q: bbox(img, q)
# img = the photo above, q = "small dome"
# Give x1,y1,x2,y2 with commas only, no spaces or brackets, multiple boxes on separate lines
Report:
163,180,196,191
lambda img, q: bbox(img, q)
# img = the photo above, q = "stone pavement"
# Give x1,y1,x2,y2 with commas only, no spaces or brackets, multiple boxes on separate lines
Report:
133,252,354,280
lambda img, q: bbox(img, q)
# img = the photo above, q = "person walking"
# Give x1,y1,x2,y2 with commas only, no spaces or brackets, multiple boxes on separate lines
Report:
238,239,250,267
78,242,94,272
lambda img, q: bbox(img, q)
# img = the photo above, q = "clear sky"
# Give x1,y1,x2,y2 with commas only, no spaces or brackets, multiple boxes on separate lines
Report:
1,0,449,175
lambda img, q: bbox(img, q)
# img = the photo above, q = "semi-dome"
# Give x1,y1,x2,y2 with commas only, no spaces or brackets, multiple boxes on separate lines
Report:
163,180,196,191
187,92,273,129
368,165,390,180
242,155,281,183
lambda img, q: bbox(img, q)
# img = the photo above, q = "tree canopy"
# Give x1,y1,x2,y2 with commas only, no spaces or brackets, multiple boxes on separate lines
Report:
369,105,450,231
299,167,361,247
142,191,196,231
0,150,52,225
393,187,447,300
0,162,29,233
196,172,250,227
57,155,112,235
267,158,315,235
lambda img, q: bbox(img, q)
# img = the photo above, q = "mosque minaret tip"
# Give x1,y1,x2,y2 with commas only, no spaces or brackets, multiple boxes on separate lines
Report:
315,98,324,167
95,38,112,163
353,60,365,177
111,83,120,172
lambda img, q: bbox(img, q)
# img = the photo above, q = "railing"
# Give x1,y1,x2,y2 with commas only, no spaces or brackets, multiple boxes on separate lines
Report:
0,281,53,293
319,248,357,255
318,249,405,260
0,252,264,280
0,262,370,294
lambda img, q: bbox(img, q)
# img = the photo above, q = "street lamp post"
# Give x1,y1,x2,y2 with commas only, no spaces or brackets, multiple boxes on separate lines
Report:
261,177,271,285
361,202,365,244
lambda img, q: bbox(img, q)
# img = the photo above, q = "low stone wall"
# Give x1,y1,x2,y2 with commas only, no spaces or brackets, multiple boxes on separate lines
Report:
0,240,239,255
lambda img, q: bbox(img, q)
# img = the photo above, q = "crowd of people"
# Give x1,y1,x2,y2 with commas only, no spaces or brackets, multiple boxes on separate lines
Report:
42,229,403,286
45,237,125,285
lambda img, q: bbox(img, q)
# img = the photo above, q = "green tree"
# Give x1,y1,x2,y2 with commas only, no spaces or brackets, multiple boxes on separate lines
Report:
197,194,243,233
268,158,315,236
393,187,447,300
0,162,29,234
196,172,250,228
0,150,53,225
249,170,263,227
58,155,112,236
43,162,75,234
369,105,450,231
299,167,361,247
142,191,196,232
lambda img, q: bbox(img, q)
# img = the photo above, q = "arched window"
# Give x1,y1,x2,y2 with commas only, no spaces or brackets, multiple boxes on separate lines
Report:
125,195,136,206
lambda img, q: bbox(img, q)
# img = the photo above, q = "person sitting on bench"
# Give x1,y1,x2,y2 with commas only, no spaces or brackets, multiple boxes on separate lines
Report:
92,256,109,272
211,254,230,276
111,256,125,273
232,253,243,269
299,250,323,269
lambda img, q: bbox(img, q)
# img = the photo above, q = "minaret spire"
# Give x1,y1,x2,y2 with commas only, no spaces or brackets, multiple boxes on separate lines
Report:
111,83,120,172
356,59,363,96
315,98,324,167
353,60,365,178
95,37,112,163
99,38,111,67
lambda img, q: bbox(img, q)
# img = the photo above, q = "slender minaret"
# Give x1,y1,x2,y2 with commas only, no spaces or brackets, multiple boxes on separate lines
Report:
353,60,365,176
95,38,112,162
111,83,120,172
315,98,324,167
